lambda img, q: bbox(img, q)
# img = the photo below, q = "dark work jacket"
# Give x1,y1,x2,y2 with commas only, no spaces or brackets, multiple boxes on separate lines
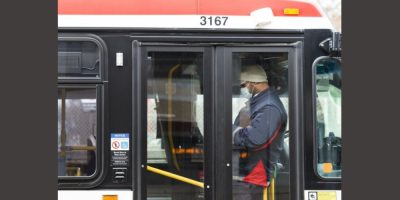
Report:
233,88,287,186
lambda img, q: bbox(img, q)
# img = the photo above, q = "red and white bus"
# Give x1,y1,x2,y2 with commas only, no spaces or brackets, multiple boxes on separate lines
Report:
57,0,342,200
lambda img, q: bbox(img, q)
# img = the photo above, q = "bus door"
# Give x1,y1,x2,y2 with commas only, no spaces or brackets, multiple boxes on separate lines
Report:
136,44,213,200
135,42,302,200
216,44,302,200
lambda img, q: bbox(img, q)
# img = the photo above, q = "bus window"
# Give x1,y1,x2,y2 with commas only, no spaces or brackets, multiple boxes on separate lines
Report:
314,57,342,178
231,51,290,199
146,50,205,199
58,87,97,177
58,40,101,78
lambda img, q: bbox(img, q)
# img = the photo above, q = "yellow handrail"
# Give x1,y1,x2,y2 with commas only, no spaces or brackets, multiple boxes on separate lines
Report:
166,64,182,171
147,165,204,188
264,176,276,200
263,186,268,200
147,165,273,199
271,177,275,200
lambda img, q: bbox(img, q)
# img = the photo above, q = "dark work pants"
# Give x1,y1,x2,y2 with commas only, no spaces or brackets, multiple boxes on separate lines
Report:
233,181,264,200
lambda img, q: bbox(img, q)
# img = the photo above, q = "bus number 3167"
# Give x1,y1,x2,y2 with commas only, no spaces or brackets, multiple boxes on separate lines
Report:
200,16,229,26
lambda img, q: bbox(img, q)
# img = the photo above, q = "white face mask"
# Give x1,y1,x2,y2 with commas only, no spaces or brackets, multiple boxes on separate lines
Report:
241,87,252,99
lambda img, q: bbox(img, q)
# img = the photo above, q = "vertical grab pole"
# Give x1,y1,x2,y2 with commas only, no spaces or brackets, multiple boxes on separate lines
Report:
167,64,182,172
271,177,275,200
263,186,268,200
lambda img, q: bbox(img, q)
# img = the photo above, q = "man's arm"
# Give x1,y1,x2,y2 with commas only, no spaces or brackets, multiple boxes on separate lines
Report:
232,106,251,143
233,106,281,150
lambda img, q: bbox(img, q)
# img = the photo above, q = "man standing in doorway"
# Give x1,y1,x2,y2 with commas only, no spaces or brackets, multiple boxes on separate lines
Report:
232,64,287,200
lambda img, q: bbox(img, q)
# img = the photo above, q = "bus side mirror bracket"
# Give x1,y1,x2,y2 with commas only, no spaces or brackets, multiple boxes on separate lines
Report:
319,32,342,57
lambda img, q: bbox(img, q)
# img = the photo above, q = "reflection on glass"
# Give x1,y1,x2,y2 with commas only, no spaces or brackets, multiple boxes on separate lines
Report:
231,52,290,200
146,51,204,200
58,41,100,78
315,58,342,178
58,88,97,177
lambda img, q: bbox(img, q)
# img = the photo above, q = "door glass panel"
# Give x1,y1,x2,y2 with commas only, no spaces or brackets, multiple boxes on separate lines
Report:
231,52,290,200
146,51,205,200
314,58,342,178
58,88,97,177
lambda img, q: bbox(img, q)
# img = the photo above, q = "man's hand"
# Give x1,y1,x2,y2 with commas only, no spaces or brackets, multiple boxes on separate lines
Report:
238,109,251,127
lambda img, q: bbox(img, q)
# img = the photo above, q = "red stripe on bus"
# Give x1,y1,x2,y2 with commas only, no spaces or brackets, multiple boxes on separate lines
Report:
58,0,322,17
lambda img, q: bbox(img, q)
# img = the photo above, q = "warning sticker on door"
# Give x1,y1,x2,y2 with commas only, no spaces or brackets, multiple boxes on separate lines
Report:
307,191,337,200
318,191,337,200
309,192,317,200
111,133,129,151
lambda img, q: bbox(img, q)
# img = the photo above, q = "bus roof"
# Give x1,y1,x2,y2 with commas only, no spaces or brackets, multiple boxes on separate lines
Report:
58,0,334,30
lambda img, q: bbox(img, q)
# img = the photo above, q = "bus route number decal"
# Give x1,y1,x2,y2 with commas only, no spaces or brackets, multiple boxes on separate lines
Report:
200,16,229,26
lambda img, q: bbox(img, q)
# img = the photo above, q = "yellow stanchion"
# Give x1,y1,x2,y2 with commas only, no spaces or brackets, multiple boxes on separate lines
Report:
147,165,204,188
271,178,275,200
76,167,81,176
167,64,182,172
263,186,268,200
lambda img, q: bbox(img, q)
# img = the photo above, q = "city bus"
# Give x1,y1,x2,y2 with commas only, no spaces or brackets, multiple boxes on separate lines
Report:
57,0,342,199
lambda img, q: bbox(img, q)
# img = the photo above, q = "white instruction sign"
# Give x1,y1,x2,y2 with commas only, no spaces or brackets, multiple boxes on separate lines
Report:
111,133,129,151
